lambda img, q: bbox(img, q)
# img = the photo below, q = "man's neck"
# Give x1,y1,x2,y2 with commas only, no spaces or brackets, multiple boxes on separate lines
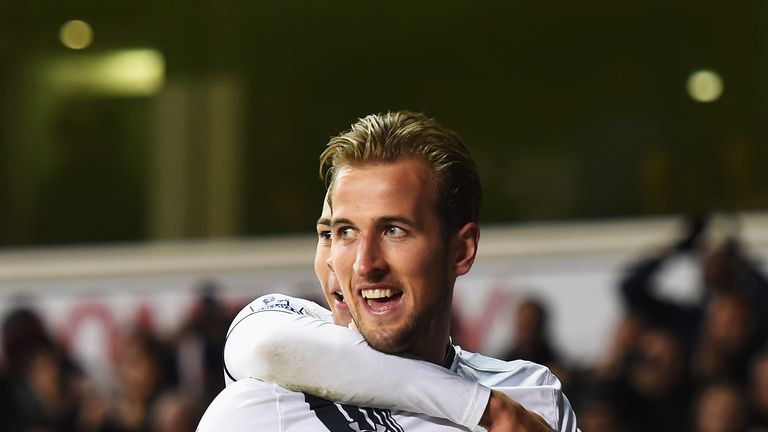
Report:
409,332,452,365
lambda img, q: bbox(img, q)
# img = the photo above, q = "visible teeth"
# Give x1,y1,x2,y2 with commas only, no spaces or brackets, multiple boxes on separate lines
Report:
361,288,394,299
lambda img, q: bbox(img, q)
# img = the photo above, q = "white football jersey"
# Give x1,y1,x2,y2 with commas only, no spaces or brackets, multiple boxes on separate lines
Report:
202,293,580,431
198,378,471,431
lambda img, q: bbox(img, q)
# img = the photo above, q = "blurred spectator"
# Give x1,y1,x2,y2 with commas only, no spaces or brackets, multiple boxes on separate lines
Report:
24,346,85,430
0,306,86,431
79,330,174,432
176,281,231,404
501,297,576,393
149,391,204,432
693,381,748,432
501,298,559,366
590,313,644,382
749,350,768,430
576,383,626,432
611,327,692,432
692,292,760,385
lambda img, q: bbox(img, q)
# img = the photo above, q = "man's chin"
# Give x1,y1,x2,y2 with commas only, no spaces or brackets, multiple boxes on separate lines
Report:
333,312,352,327
358,325,413,354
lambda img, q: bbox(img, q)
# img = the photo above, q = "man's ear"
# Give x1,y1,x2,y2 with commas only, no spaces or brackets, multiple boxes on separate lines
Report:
454,222,479,276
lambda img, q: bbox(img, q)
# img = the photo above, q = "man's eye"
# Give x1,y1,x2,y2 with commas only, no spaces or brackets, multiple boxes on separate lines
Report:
318,230,332,241
385,226,406,237
337,227,355,239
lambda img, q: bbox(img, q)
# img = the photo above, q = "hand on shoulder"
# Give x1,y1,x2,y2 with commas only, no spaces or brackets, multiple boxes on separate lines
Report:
479,390,554,432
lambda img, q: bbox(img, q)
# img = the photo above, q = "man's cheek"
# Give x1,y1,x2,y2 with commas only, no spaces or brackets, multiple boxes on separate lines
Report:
333,251,353,282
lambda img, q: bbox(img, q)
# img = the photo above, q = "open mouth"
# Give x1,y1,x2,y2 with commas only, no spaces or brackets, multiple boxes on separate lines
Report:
333,290,345,303
360,288,403,312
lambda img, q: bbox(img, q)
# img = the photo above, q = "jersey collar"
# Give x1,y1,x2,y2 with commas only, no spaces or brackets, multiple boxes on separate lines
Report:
441,343,456,369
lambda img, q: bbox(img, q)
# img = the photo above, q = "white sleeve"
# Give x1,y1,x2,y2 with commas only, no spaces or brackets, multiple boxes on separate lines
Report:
224,293,491,430
223,294,333,384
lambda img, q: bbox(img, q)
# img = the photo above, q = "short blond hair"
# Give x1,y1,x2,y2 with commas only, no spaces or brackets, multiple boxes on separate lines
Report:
319,111,481,231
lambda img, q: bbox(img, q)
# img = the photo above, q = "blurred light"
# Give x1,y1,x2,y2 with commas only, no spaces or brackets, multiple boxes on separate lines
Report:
687,69,723,103
60,20,93,50
46,49,166,96
98,50,165,94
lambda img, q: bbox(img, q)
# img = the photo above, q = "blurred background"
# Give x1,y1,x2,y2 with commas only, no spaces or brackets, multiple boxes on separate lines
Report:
1,1,768,431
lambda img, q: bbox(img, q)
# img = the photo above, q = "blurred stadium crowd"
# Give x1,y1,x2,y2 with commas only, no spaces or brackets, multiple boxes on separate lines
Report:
0,288,227,432
1,218,767,432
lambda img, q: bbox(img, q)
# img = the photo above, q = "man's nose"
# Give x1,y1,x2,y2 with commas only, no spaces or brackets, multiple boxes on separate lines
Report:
354,233,388,281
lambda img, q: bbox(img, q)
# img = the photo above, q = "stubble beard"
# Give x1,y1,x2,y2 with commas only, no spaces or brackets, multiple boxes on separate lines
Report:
355,290,452,357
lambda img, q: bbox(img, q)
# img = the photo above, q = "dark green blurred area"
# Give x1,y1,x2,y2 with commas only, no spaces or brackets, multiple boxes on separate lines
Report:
1,1,766,247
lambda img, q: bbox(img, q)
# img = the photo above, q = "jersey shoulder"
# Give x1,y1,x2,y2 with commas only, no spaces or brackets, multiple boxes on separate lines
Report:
228,293,333,334
454,347,560,389
454,348,580,431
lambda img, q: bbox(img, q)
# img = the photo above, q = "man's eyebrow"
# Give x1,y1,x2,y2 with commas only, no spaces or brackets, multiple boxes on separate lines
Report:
330,216,419,228
330,217,353,228
316,217,331,226
379,216,418,228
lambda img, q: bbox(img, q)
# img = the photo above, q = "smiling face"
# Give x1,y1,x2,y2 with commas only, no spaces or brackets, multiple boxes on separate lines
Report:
315,198,351,326
330,159,478,364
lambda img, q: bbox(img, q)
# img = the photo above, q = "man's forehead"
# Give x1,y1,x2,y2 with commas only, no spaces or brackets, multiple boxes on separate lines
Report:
315,191,333,225
329,160,438,224
321,199,332,218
